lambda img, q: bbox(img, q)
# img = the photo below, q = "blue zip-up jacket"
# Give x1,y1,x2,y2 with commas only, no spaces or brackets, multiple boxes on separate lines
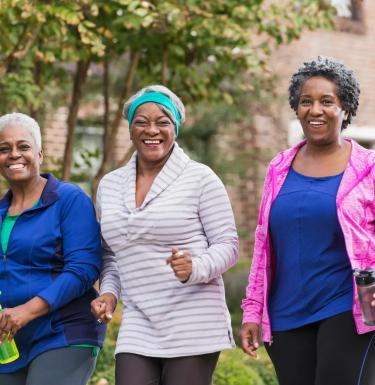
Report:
0,174,106,373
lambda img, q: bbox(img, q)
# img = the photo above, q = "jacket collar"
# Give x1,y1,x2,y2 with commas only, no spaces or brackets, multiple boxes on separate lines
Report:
0,173,59,215
123,142,191,211
269,138,375,204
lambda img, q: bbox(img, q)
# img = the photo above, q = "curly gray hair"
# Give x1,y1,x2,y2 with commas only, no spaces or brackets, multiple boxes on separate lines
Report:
123,85,186,126
289,56,360,130
0,112,42,150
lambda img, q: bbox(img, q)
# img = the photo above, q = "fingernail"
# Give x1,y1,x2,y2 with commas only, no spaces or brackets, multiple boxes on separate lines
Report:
254,342,259,348
106,313,113,319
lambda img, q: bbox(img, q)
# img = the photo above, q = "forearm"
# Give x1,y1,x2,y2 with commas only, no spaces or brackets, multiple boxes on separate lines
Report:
188,239,239,284
22,296,50,322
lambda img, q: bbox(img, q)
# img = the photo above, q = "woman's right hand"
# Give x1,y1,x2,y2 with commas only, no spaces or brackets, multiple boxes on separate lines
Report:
91,292,117,324
240,322,260,358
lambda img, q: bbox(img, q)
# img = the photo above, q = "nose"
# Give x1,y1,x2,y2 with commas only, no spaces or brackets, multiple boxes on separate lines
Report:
9,147,21,158
309,100,323,116
145,122,160,135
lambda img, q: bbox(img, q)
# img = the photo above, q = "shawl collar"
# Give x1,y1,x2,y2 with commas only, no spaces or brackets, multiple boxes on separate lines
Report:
122,142,191,211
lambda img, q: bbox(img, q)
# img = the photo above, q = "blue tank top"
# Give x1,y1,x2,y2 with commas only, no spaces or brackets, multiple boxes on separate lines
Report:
268,167,353,331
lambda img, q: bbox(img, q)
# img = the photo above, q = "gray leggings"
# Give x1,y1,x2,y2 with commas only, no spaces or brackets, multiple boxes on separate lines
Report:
115,352,220,385
0,346,97,385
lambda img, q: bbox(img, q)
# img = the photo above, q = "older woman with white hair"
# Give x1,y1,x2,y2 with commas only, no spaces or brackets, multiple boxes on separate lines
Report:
0,113,105,385
91,85,239,385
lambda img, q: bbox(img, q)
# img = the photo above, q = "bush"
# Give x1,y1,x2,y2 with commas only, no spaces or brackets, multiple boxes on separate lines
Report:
214,349,264,385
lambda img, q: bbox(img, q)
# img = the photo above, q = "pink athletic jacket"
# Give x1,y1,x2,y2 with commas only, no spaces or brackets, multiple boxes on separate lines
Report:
242,139,375,342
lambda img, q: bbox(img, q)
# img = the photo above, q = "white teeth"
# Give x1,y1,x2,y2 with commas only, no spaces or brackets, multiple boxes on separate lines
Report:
9,164,24,169
144,140,161,144
309,121,324,125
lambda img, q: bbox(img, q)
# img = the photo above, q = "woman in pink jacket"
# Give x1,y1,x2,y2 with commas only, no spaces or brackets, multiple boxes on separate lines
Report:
241,57,375,385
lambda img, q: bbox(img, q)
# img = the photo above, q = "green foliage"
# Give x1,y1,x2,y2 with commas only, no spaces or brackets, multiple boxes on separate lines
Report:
214,351,264,385
213,348,278,385
0,0,335,113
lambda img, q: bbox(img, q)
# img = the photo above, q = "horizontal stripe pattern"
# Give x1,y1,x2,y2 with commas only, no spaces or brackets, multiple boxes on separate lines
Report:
97,143,239,357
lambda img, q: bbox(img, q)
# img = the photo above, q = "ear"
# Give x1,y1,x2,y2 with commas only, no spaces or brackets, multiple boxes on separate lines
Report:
39,149,44,165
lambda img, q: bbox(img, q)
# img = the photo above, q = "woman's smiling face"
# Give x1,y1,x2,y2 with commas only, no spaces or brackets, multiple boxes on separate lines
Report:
297,76,348,146
0,125,42,184
130,102,176,167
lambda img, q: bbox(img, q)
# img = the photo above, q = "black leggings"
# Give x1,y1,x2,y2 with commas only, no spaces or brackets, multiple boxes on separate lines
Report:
115,352,220,385
265,311,375,385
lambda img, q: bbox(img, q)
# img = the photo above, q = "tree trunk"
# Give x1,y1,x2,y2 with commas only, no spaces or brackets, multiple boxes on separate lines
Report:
91,50,140,199
62,59,91,180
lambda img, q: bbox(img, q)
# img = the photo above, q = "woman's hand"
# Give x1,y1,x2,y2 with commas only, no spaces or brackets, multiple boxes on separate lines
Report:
91,292,117,324
166,247,192,283
240,322,260,358
0,305,34,341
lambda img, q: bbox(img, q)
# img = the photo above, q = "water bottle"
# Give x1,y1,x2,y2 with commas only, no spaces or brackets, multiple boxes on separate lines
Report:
353,269,375,326
0,304,19,364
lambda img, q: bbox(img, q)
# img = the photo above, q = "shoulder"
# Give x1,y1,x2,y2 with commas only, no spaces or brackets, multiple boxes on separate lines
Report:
349,140,375,175
269,142,303,169
185,160,221,182
98,166,129,190
55,180,93,207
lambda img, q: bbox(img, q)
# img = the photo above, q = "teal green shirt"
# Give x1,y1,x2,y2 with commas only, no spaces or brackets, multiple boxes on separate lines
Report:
1,213,20,255
1,201,40,254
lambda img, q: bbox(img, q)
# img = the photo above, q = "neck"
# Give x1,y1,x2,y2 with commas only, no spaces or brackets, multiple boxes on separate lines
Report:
304,137,348,157
137,146,174,177
8,175,46,213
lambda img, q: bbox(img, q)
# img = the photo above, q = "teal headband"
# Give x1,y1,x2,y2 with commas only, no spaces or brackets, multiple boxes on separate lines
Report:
127,92,181,136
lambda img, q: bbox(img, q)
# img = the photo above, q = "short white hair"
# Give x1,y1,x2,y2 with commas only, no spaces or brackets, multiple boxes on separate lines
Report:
123,85,186,124
0,112,42,150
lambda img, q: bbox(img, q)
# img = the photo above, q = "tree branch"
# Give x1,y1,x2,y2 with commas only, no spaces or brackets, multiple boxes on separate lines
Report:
0,23,42,76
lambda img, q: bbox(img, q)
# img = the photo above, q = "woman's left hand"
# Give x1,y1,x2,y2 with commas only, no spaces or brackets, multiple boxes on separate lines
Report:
166,247,192,283
0,305,32,341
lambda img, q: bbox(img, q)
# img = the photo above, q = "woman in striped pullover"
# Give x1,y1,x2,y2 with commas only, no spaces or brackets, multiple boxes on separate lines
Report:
91,85,239,385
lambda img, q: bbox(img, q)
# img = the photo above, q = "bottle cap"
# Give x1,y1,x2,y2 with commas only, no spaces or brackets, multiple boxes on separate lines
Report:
353,268,375,286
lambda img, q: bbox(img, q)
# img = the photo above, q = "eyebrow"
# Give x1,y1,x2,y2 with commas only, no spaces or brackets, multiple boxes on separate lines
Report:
300,93,336,98
133,114,172,121
0,139,33,145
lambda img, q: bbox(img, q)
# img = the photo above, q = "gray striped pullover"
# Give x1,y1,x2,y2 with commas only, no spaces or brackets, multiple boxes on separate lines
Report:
97,143,239,357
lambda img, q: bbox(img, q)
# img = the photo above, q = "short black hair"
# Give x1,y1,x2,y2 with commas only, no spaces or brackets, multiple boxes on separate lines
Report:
288,56,360,130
